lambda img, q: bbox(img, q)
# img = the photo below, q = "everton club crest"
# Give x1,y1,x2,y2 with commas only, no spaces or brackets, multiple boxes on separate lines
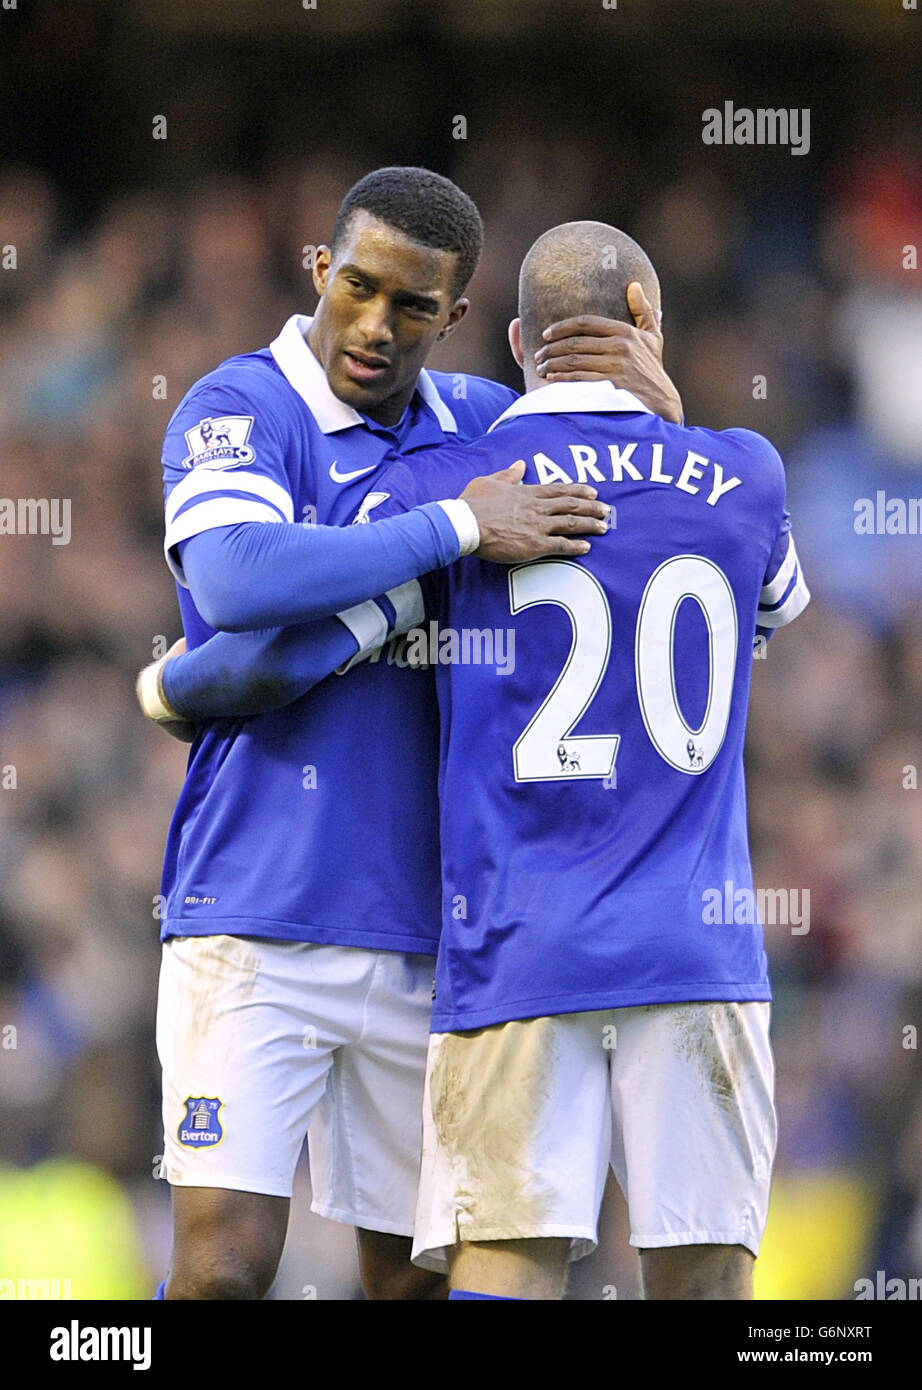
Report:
178,1096,225,1148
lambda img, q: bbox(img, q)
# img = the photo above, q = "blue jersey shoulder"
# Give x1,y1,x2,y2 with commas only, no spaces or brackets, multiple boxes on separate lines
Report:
614,419,787,523
687,423,785,488
166,349,291,432
426,370,518,437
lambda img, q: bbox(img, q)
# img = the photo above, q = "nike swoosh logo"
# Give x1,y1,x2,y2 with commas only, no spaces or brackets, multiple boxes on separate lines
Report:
329,461,378,484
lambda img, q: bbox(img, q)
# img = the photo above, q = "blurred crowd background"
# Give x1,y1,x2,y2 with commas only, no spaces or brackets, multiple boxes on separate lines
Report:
0,0,920,1300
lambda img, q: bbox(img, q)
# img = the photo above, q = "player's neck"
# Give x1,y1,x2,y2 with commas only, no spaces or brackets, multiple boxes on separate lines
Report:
520,366,545,394
357,389,415,428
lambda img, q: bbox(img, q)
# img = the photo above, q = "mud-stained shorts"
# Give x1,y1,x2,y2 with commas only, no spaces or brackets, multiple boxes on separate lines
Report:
157,934,434,1236
411,1001,776,1270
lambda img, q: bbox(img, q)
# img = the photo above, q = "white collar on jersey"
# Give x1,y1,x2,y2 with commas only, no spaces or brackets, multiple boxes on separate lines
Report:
487,380,653,432
269,313,458,435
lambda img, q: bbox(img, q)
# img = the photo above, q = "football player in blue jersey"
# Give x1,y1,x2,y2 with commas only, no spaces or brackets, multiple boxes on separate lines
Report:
138,170,683,1300
352,223,807,1300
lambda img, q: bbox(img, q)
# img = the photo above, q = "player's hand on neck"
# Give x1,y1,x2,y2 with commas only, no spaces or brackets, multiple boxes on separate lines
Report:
527,283,683,423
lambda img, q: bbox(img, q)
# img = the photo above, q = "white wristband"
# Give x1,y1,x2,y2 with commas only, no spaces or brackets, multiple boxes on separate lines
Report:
137,658,180,722
385,579,426,635
335,599,390,674
437,498,480,557
334,580,427,676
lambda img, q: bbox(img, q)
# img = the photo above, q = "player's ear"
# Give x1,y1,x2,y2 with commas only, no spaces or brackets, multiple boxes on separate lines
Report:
437,297,469,341
312,245,332,297
508,317,524,369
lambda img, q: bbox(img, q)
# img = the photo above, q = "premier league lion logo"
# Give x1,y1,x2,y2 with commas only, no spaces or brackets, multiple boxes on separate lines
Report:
181,415,256,471
557,743,582,772
686,739,704,769
199,418,232,449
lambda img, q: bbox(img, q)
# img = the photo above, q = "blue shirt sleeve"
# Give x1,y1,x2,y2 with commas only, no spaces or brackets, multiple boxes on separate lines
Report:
353,452,484,621
162,377,298,585
177,499,461,631
161,618,361,719
756,509,810,631
716,428,808,648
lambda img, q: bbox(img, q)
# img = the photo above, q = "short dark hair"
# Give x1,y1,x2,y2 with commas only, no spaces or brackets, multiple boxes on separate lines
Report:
331,166,483,299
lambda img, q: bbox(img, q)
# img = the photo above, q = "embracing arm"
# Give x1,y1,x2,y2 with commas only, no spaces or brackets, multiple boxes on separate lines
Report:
178,500,471,632
180,454,608,634
141,465,608,735
137,581,424,737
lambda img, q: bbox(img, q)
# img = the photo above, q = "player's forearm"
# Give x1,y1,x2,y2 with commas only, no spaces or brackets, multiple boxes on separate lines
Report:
161,619,361,718
179,501,472,632
157,579,425,720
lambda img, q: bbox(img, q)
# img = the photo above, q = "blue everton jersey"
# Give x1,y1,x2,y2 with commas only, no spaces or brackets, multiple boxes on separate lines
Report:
367,382,810,1029
159,313,516,953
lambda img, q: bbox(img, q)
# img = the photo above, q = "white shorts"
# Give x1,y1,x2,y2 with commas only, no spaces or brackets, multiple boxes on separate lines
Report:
412,1001,776,1271
156,934,434,1236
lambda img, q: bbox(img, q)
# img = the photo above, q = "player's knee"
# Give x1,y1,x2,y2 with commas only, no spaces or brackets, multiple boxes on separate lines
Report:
168,1188,288,1300
167,1250,276,1301
640,1243,754,1300
357,1231,446,1301
361,1262,446,1301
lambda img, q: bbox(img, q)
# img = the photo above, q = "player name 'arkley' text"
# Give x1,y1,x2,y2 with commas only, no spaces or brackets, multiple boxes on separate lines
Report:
519,442,742,506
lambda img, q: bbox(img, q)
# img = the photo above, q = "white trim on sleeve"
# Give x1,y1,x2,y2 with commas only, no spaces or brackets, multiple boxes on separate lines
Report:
757,574,811,628
760,536,799,606
164,499,288,585
165,468,295,528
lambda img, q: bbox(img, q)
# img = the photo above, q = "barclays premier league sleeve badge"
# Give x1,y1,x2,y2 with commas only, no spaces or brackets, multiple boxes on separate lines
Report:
182,415,256,471
178,1096,225,1148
